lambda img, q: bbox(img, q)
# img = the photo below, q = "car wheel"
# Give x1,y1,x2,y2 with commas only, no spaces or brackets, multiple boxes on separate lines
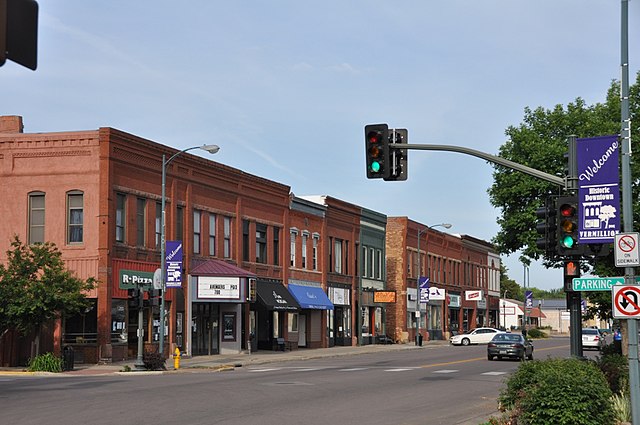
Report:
461,338,470,346
527,352,534,361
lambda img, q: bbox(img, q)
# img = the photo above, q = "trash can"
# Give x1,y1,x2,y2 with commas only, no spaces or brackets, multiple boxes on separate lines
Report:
63,346,74,371
415,334,423,347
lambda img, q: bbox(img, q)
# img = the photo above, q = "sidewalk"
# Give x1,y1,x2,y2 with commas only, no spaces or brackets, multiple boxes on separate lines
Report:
0,340,449,377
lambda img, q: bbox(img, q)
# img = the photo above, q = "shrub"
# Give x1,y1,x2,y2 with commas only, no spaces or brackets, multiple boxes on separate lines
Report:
596,352,629,395
612,391,631,424
143,351,166,371
526,328,547,339
27,352,63,373
499,358,615,425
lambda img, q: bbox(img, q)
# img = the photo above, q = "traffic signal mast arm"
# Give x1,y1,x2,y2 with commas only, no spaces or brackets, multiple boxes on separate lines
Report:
395,143,566,188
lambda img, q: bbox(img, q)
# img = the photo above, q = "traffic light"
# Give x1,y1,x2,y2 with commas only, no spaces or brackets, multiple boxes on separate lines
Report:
365,124,389,179
557,195,583,256
145,289,160,307
563,259,580,292
386,129,408,181
128,288,143,310
0,0,39,70
535,197,557,255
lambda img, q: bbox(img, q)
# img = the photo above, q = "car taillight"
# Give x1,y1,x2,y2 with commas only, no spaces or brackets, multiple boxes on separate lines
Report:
594,335,599,341
488,343,496,348
513,344,523,348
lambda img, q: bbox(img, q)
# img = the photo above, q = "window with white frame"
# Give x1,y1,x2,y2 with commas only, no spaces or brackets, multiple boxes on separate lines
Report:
28,192,45,244
376,249,382,280
223,216,231,258
290,229,297,267
334,239,342,274
67,191,84,244
193,210,201,254
312,235,319,270
301,234,307,269
209,213,216,256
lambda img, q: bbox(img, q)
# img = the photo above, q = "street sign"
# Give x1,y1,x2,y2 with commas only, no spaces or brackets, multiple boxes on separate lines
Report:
577,135,620,244
613,285,640,318
615,233,640,267
573,277,624,291
419,277,430,303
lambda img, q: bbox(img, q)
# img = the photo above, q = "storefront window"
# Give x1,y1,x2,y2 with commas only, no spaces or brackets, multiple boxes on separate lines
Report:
272,311,280,338
111,300,127,344
64,299,97,344
374,307,382,335
288,313,298,332
223,313,236,341
361,307,370,336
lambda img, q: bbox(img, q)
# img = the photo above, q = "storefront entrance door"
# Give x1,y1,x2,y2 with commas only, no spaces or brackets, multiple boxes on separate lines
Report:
192,303,219,356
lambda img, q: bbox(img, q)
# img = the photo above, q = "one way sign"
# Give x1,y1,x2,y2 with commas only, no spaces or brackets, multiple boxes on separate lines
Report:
612,285,640,318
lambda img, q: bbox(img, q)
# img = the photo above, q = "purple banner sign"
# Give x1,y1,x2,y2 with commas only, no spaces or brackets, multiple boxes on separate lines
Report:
165,240,183,288
577,135,620,243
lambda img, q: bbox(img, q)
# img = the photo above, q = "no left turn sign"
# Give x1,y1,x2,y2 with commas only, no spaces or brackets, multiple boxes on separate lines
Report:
613,285,640,318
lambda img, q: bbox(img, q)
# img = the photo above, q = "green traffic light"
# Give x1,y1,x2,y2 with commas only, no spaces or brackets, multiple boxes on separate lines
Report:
561,235,575,248
371,161,381,173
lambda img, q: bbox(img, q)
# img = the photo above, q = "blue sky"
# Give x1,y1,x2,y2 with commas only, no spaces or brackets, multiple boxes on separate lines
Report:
3,1,638,290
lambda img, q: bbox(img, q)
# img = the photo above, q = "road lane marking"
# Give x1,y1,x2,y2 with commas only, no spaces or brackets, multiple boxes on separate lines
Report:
418,344,568,368
433,369,458,374
482,371,507,376
339,368,368,371
384,368,414,372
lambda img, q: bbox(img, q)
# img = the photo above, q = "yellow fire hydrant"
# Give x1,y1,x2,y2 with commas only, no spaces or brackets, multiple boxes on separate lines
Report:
174,347,181,370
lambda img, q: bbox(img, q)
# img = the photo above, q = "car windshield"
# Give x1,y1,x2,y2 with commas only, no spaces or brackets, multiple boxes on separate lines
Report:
492,334,522,343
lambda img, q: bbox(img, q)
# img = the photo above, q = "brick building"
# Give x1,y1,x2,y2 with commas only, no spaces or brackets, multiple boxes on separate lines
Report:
0,115,500,366
385,217,501,343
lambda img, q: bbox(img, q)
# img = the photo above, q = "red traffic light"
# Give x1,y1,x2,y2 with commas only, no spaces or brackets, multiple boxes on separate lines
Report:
367,131,383,144
559,204,576,217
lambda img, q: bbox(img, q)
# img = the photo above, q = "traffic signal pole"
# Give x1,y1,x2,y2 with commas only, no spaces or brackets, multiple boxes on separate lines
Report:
620,2,640,423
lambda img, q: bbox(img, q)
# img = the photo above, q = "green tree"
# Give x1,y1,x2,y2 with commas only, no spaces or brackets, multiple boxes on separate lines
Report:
500,265,522,300
0,236,96,355
489,73,640,314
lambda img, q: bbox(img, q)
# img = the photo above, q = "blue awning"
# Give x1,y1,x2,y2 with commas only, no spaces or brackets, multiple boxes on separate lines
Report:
287,284,334,310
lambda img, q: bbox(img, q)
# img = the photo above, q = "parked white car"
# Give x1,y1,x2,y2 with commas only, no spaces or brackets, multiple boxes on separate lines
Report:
450,327,506,346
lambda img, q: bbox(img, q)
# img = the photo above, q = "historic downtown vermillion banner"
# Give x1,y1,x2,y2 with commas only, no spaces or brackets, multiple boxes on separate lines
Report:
577,135,621,243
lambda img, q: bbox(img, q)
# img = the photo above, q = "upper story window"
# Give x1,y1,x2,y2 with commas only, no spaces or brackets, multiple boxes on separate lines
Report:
67,191,84,244
301,233,308,269
273,227,280,266
290,229,298,267
376,249,383,280
28,192,45,244
176,206,184,242
136,197,146,247
312,234,319,270
193,210,202,254
334,239,343,274
369,248,375,278
115,193,126,243
223,216,232,258
256,223,267,263
209,213,216,256
155,202,161,248
242,220,250,262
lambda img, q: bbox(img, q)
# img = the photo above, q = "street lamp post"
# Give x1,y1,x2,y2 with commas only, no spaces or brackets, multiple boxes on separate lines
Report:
159,144,220,357
416,222,452,346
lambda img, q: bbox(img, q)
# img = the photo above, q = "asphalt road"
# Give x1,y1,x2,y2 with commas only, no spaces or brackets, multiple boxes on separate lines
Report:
0,337,582,425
